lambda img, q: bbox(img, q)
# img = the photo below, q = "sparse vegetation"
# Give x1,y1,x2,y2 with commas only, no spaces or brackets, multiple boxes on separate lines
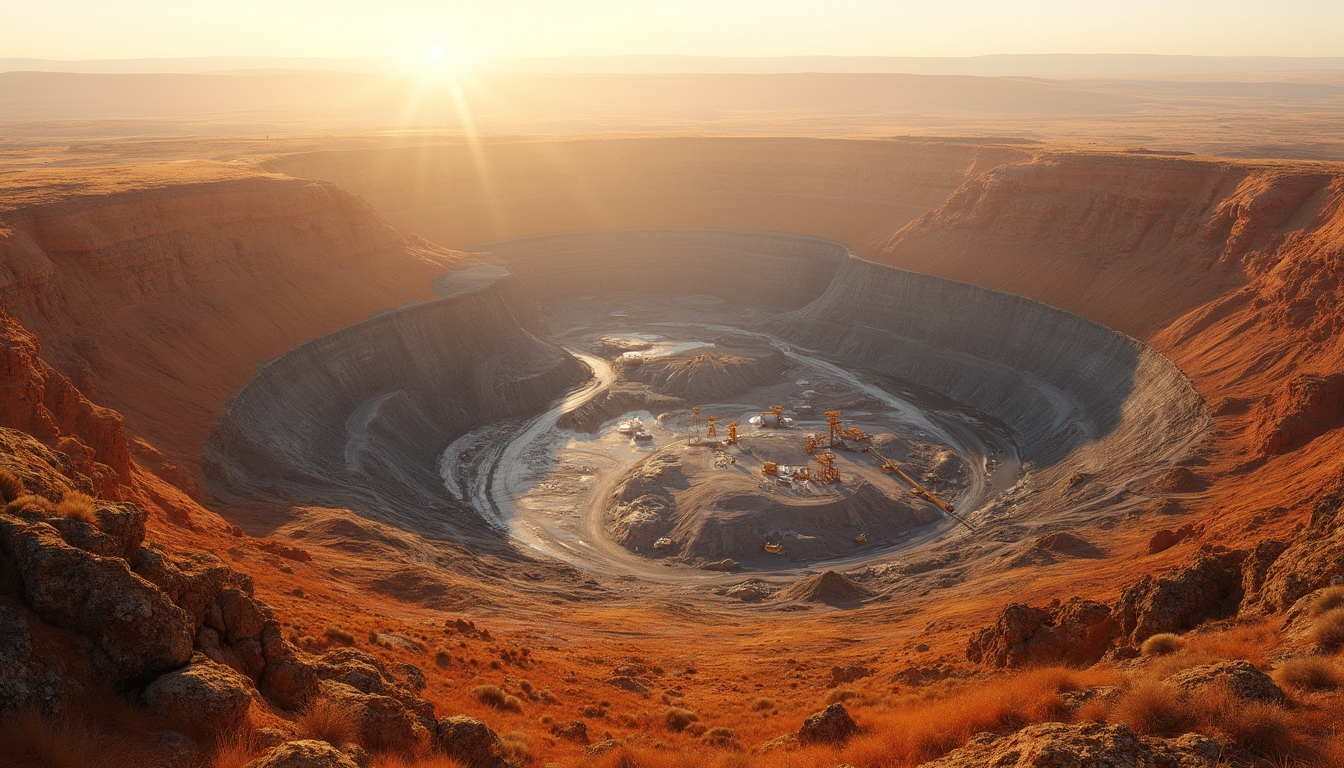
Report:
297,697,359,747
1275,657,1343,691
1310,585,1344,617
1140,632,1185,656
751,696,775,711
1310,608,1344,649
0,467,26,502
472,685,523,713
324,625,356,646
55,490,97,522
664,706,698,731
1111,680,1189,737
5,492,53,515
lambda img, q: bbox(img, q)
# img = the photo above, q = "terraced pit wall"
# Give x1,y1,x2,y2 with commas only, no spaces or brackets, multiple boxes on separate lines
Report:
204,271,585,537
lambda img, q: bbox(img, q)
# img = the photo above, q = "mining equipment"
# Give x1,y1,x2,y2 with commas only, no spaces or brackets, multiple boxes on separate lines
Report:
791,466,811,481
854,533,868,544
842,426,870,443
762,462,779,476
706,415,718,439
805,434,818,454
870,448,975,531
764,541,783,554
814,452,841,483
753,404,790,428
726,421,740,444
692,407,701,438
654,537,673,550
825,410,843,446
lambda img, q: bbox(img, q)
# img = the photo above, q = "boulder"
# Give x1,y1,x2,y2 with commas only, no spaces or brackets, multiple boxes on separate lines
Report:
314,649,433,724
0,518,193,682
1164,661,1285,704
551,720,589,744
247,740,361,768
966,598,1116,668
915,723,1222,768
797,703,859,745
1114,548,1246,643
434,715,510,768
761,733,800,752
143,656,255,734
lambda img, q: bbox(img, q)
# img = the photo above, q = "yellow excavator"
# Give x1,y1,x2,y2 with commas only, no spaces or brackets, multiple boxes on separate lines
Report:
869,448,976,532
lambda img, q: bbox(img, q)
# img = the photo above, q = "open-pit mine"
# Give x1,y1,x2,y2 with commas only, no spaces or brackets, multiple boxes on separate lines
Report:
4,75,1344,766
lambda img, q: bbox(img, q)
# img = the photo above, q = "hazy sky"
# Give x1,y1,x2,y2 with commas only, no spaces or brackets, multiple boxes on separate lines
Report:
3,0,1341,60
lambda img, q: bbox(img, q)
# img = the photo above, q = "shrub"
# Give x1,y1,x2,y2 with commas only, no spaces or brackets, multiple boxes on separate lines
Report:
1112,680,1189,737
472,685,522,713
0,468,25,503
55,491,97,522
702,726,738,747
499,731,532,763
824,686,863,705
1140,633,1185,657
5,493,53,515
1275,657,1343,691
296,698,358,748
324,626,355,646
1310,608,1344,649
1309,585,1344,617
751,696,775,711
664,706,698,732
1221,700,1296,759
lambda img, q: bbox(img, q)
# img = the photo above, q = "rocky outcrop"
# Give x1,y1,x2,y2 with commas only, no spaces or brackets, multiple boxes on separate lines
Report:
916,723,1222,768
1164,661,1285,704
797,703,859,745
1242,476,1344,615
0,310,129,493
0,515,193,683
1114,548,1247,643
1251,372,1344,456
966,598,1116,668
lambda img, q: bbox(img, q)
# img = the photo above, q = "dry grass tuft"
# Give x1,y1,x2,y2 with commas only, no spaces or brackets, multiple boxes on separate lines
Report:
499,731,532,764
1112,679,1189,737
324,625,356,646
1274,657,1343,691
1220,700,1297,760
664,706,698,732
55,490,97,523
5,492,54,515
1140,633,1185,656
296,698,360,748
472,685,522,713
211,729,264,768
0,467,26,502
751,696,775,711
1310,608,1344,649
1309,586,1344,617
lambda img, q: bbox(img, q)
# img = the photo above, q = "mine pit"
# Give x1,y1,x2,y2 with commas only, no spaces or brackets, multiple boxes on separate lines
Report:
204,229,1206,589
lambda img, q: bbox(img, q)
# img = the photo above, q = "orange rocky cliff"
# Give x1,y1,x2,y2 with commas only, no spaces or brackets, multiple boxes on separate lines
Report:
0,165,464,508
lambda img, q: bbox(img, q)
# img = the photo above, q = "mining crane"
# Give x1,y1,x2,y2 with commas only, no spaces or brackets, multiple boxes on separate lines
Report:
814,451,841,483
825,410,843,446
692,407,701,438
706,415,718,439
869,448,975,531
726,421,739,444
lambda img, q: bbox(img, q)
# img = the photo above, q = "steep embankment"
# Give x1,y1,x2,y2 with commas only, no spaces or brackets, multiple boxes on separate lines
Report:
0,164,464,480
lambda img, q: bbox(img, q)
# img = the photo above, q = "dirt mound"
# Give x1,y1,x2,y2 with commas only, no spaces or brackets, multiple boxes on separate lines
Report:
778,571,870,605
1149,466,1206,493
1250,372,1344,456
626,347,790,401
